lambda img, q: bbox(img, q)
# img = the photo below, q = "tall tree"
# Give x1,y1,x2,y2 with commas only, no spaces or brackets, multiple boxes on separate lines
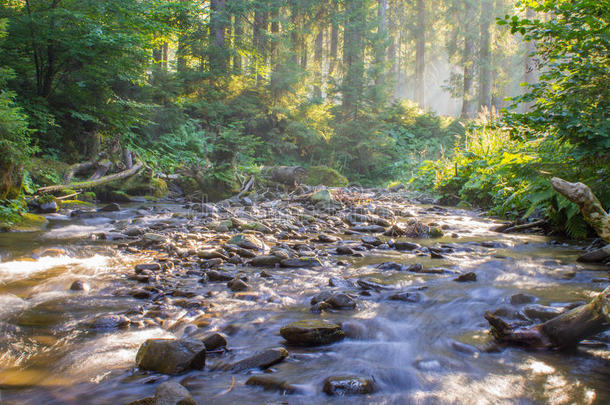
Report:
414,0,426,107
478,0,493,113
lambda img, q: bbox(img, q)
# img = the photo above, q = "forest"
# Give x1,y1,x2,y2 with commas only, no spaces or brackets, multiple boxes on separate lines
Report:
0,0,608,404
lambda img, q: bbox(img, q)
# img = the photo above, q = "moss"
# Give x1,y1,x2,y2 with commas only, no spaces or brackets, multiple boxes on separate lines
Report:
80,191,96,202
96,190,132,203
428,227,444,238
27,158,70,187
37,194,56,204
305,166,349,187
150,177,168,198
59,199,94,208
1,213,49,232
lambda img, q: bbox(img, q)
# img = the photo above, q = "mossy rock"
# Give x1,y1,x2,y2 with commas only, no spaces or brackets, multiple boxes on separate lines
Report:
37,194,56,204
97,190,132,203
305,166,349,187
59,199,94,209
79,191,96,202
150,178,168,198
0,213,49,232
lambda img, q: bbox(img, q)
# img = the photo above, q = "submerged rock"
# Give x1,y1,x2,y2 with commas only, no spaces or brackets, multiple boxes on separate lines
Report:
322,375,375,396
250,255,282,266
155,381,196,405
280,320,344,345
89,314,130,331
246,375,296,393
280,257,322,268
135,338,206,374
201,332,227,351
69,280,88,291
454,272,477,282
509,293,537,305
389,291,422,302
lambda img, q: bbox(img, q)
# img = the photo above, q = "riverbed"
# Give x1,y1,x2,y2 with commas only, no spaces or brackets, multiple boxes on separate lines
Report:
0,189,608,404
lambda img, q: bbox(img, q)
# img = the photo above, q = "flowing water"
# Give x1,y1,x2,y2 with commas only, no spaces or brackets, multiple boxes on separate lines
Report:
0,199,608,404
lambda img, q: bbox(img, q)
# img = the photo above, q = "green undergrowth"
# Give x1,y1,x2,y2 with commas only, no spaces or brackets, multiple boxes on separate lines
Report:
411,124,609,239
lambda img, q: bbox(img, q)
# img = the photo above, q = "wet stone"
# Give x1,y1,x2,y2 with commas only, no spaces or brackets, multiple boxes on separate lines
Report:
361,236,382,246
227,347,288,372
98,203,121,212
454,272,477,282
523,304,563,322
510,293,537,305
69,280,88,291
280,257,322,268
246,375,296,393
155,381,196,405
389,291,422,302
130,289,152,299
280,320,345,346
89,314,130,331
336,246,355,255
136,338,206,375
206,270,235,282
322,376,375,396
317,234,340,243
228,234,265,251
135,263,161,272
228,278,249,292
250,255,282,266
393,241,420,251
201,332,227,351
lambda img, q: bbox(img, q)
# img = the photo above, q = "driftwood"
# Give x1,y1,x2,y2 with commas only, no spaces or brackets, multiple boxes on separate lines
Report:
551,177,610,243
485,286,610,349
122,149,133,170
37,161,143,194
262,166,307,186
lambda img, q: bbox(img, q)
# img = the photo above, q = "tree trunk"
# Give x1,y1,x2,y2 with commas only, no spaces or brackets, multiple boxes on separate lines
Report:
460,36,476,119
478,0,493,113
233,13,242,73
551,177,610,243
37,161,144,194
414,0,426,107
328,0,339,76
253,9,268,82
89,159,112,181
314,26,324,98
485,287,610,349
210,0,228,72
342,0,365,117
375,0,387,89
522,6,537,113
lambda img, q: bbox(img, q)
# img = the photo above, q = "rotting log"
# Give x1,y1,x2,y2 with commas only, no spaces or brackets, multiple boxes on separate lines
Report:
63,159,98,182
485,286,610,349
551,177,610,243
37,161,143,194
89,159,112,180
261,166,307,186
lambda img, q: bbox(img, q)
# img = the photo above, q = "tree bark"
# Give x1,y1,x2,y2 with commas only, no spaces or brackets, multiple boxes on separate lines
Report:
210,0,228,72
37,161,144,194
551,177,610,243
314,26,324,98
460,36,476,119
414,0,426,107
485,287,610,349
478,0,493,113
233,13,242,73
522,6,537,113
342,0,365,117
328,0,339,77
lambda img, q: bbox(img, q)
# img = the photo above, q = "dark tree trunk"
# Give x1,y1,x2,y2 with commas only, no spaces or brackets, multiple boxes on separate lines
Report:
523,7,537,113
342,0,365,117
414,0,426,107
375,0,387,89
210,0,228,72
233,13,242,73
314,26,324,98
328,0,339,76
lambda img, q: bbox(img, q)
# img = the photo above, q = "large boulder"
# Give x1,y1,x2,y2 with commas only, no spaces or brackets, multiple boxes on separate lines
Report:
136,338,206,374
228,347,288,372
280,320,344,346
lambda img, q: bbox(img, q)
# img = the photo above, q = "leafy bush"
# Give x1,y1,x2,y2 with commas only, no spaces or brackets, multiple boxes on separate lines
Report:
305,166,349,187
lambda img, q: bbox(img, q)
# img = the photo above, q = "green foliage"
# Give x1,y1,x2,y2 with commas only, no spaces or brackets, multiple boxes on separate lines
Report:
500,0,610,154
413,124,608,238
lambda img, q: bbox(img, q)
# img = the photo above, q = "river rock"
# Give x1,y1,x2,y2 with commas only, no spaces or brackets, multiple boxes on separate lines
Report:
351,224,386,233
394,241,420,251
311,292,356,310
201,332,227,351
228,278,249,292
454,272,477,282
374,206,394,218
135,263,161,272
143,233,167,243
90,314,130,331
245,375,296,393
155,381,196,405
523,304,563,321
311,189,332,204
250,255,282,266
39,200,59,213
228,347,288,372
510,293,537,305
69,280,88,291
99,203,121,212
322,376,375,396
135,338,206,374
577,245,610,263
228,234,265,251
361,236,382,246
280,320,344,345
206,270,235,281
389,291,422,302
336,246,355,255
317,234,340,243
280,257,322,268
197,249,228,260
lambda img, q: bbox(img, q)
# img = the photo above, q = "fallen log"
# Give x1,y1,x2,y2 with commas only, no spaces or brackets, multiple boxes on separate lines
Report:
63,159,98,182
261,166,307,186
37,161,143,194
485,286,610,349
88,159,112,181
502,219,547,234
551,177,610,243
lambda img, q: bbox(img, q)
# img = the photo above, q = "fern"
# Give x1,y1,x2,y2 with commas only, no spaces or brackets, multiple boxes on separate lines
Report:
564,214,588,239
